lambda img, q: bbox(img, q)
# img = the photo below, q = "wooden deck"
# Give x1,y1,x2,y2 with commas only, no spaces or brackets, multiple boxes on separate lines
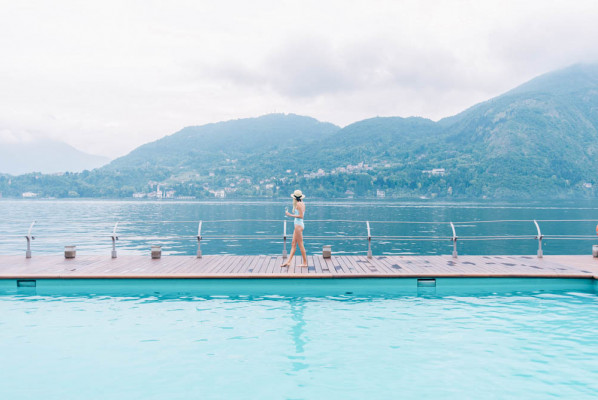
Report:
0,254,597,279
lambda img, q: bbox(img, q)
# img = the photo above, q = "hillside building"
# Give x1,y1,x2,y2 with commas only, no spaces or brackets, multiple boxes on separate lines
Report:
423,168,446,176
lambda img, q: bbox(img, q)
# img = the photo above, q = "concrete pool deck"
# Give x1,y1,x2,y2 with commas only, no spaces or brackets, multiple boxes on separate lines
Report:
0,255,597,279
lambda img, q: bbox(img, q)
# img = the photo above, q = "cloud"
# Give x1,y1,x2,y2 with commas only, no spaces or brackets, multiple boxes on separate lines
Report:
205,36,481,98
1,0,598,157
204,37,357,98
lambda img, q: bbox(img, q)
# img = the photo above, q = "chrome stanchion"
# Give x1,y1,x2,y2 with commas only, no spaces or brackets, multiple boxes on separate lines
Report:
25,221,35,259
450,222,458,259
534,220,543,258
197,220,203,258
111,222,119,258
366,221,372,259
282,220,288,259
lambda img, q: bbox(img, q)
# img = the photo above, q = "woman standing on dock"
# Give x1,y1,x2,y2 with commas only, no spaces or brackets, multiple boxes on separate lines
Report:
282,190,308,267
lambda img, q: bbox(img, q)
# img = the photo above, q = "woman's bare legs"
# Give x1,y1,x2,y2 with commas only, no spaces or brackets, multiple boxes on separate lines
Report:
281,230,298,267
296,227,307,267
281,227,307,267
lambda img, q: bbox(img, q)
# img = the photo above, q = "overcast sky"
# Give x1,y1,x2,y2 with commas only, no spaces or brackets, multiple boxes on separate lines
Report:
1,0,598,158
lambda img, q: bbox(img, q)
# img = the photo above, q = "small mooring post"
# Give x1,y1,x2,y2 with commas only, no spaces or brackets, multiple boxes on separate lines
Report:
366,221,372,259
196,220,202,258
282,220,288,259
151,245,162,259
534,220,543,258
64,245,76,259
450,222,458,259
111,222,119,259
25,221,35,259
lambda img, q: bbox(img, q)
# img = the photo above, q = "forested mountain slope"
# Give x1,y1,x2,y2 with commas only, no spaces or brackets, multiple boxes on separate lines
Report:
2,64,598,199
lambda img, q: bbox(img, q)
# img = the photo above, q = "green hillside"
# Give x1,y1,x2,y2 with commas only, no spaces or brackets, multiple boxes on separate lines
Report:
2,64,598,199
107,113,339,171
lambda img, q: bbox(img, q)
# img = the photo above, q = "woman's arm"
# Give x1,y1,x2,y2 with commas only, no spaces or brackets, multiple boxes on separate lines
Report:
285,203,304,218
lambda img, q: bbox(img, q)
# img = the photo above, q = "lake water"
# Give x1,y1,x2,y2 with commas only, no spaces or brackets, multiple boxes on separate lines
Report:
1,199,598,256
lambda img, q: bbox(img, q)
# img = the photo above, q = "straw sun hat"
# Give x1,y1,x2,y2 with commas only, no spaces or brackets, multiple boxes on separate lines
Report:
291,190,305,199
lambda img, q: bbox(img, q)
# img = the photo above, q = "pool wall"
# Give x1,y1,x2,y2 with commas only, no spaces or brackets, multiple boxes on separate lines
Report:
0,277,596,297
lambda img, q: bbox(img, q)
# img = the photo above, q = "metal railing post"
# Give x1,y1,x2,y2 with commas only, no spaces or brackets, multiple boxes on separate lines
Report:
197,221,203,258
366,221,372,259
282,220,288,259
534,220,543,258
25,221,35,259
111,222,119,258
450,222,458,259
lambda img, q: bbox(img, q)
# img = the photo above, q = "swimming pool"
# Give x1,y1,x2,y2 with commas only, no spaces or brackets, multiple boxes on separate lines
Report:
1,279,597,399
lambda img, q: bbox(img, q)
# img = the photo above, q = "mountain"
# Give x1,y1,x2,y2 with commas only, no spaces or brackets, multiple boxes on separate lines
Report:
106,113,340,171
2,64,598,199
0,139,110,175
438,63,598,196
296,63,598,197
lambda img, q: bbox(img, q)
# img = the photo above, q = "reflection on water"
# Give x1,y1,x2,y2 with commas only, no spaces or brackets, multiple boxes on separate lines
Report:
288,299,308,372
1,199,598,256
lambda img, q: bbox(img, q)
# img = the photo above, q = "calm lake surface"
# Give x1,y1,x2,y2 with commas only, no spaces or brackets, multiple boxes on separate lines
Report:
1,199,598,256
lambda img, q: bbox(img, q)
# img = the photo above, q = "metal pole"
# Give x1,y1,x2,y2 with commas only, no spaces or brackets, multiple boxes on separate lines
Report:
282,220,287,259
25,221,35,259
366,221,372,259
111,222,119,258
450,222,458,259
197,220,203,258
534,220,543,258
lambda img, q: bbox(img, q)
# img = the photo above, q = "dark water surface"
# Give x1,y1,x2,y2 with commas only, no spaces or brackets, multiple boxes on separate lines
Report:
1,199,598,256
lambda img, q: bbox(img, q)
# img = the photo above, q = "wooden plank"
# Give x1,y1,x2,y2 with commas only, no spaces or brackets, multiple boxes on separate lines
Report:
337,256,355,274
264,256,278,274
272,255,287,274
355,255,382,274
320,255,337,274
312,255,323,274
245,256,264,273
184,256,223,273
253,255,273,274
329,256,348,274
228,255,250,274
312,254,324,274
367,256,396,275
0,255,596,279
291,255,303,274
344,255,370,275
209,255,235,274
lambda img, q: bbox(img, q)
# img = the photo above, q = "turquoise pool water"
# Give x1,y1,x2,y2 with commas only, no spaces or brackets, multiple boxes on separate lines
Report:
1,280,597,399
